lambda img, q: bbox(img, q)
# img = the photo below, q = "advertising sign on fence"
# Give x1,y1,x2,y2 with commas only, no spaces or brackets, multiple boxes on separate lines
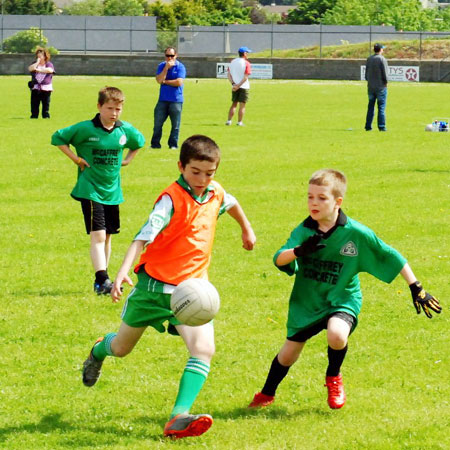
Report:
360,65,420,82
217,63,273,79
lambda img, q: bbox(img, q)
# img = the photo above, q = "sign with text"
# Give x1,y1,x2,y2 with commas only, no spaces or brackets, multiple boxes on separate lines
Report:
217,63,273,79
361,65,420,82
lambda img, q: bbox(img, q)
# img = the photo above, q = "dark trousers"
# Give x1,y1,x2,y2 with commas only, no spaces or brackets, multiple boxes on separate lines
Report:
31,90,52,118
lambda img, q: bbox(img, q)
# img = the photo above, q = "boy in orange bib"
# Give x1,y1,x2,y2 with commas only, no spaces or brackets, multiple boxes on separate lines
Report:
81,135,256,439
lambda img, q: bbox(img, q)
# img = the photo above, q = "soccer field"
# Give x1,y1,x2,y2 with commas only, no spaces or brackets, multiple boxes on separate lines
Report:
0,75,449,449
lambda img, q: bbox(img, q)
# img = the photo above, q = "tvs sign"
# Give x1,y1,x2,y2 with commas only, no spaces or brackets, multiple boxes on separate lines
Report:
361,65,419,82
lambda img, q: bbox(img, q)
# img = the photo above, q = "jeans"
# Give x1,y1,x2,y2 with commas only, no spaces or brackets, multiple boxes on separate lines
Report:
151,101,183,148
365,87,387,130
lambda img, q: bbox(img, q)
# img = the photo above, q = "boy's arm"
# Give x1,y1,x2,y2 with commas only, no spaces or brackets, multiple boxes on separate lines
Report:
121,149,140,166
111,239,146,302
400,263,442,318
275,234,325,266
57,144,90,171
226,202,256,251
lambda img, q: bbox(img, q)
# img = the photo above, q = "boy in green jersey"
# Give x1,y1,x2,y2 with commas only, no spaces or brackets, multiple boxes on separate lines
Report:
249,169,441,410
51,87,145,294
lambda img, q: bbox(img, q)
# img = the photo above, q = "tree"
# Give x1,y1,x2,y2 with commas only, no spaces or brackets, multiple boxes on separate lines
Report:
103,0,144,16
64,0,103,15
2,27,58,53
148,1,177,30
286,0,335,24
2,0,56,15
320,0,450,31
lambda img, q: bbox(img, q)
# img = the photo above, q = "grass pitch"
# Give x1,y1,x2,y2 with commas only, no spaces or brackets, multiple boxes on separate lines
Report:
0,76,449,449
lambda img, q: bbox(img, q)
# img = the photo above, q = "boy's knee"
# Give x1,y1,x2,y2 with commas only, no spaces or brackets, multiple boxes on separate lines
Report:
191,341,215,360
327,333,348,350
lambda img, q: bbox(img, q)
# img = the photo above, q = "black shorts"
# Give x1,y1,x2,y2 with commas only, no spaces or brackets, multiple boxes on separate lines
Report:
232,88,249,103
287,312,356,343
78,198,120,235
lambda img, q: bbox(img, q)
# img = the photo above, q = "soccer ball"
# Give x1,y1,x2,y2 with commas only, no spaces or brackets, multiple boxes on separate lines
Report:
425,124,433,132
170,278,220,326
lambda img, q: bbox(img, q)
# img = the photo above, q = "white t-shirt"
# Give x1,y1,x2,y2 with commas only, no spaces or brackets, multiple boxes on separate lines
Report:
228,57,252,90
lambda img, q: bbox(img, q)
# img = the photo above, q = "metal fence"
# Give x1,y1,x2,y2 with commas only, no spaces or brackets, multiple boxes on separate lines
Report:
1,16,449,60
0,15,157,53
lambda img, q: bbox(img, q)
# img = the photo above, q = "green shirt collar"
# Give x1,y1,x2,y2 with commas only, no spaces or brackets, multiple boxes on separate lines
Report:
176,175,215,203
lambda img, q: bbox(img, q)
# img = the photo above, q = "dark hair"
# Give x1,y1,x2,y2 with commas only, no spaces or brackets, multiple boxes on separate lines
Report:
165,46,177,55
179,135,221,168
238,51,245,57
98,86,124,106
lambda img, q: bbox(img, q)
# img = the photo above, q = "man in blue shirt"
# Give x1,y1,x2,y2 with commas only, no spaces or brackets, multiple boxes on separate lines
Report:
151,47,186,150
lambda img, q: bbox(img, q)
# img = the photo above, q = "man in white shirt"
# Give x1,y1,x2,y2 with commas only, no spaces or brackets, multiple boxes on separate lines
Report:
226,46,252,127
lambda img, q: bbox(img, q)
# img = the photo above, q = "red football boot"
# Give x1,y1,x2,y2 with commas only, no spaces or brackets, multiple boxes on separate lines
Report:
325,373,346,409
248,392,275,408
163,413,213,439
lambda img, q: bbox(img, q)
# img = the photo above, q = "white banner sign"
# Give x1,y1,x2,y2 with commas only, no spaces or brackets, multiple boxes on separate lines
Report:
216,63,273,80
360,65,419,82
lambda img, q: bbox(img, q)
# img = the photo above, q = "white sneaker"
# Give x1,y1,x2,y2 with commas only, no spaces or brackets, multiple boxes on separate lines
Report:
237,122,244,126
225,120,232,126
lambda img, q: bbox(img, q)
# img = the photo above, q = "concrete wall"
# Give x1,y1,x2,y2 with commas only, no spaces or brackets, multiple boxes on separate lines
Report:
2,54,449,82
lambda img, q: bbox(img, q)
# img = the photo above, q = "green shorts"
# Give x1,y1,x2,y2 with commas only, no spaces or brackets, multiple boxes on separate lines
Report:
121,274,182,335
232,88,249,103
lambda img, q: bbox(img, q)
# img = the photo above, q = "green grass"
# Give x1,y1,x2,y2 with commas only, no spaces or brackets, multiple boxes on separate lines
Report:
0,76,449,449
254,36,450,59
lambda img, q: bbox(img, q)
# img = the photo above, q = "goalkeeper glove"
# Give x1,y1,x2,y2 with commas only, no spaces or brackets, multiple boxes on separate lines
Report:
293,234,326,258
409,281,442,319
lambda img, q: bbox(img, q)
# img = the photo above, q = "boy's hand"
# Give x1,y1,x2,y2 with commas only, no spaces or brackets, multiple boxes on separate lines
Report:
409,281,442,318
111,274,133,303
293,234,326,257
242,227,256,251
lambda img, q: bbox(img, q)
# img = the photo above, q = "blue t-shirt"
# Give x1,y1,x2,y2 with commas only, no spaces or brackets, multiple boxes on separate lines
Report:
156,60,186,103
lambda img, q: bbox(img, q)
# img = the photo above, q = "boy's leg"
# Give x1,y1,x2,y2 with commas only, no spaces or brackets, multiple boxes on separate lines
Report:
163,323,214,438
325,315,352,409
83,321,146,387
90,229,107,270
249,339,305,408
104,233,112,269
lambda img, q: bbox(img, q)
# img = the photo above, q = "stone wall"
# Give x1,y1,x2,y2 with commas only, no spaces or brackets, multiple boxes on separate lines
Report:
2,54,449,82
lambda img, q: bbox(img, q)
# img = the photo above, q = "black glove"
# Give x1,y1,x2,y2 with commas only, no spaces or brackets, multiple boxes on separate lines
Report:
293,234,326,258
409,281,442,319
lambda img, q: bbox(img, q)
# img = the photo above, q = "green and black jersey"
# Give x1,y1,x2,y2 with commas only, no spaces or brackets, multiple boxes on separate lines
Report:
274,210,406,337
51,114,145,204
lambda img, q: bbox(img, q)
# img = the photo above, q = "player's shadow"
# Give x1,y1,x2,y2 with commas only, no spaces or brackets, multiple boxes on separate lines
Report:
211,405,331,420
0,412,169,445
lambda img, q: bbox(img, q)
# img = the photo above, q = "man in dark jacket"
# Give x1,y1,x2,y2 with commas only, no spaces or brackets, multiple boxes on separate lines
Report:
365,43,389,131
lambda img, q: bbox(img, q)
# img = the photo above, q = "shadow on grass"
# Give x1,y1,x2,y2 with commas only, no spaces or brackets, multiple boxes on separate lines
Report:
0,412,170,447
210,405,331,420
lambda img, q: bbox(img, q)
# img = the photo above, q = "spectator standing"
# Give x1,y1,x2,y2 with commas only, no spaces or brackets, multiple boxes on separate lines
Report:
365,43,389,131
150,47,186,150
226,46,252,127
28,47,55,119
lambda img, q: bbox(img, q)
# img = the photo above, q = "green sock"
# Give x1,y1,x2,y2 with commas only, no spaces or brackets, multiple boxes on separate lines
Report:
170,357,210,418
92,332,117,361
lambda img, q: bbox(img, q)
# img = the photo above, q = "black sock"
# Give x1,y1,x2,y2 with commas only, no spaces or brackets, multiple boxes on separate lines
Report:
261,355,291,397
326,345,348,377
95,270,109,285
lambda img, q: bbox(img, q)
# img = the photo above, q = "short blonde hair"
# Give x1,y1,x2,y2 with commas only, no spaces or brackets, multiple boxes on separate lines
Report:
309,169,347,198
98,86,124,106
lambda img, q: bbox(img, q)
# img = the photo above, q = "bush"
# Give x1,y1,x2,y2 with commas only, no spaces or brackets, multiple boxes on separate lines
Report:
2,27,58,54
